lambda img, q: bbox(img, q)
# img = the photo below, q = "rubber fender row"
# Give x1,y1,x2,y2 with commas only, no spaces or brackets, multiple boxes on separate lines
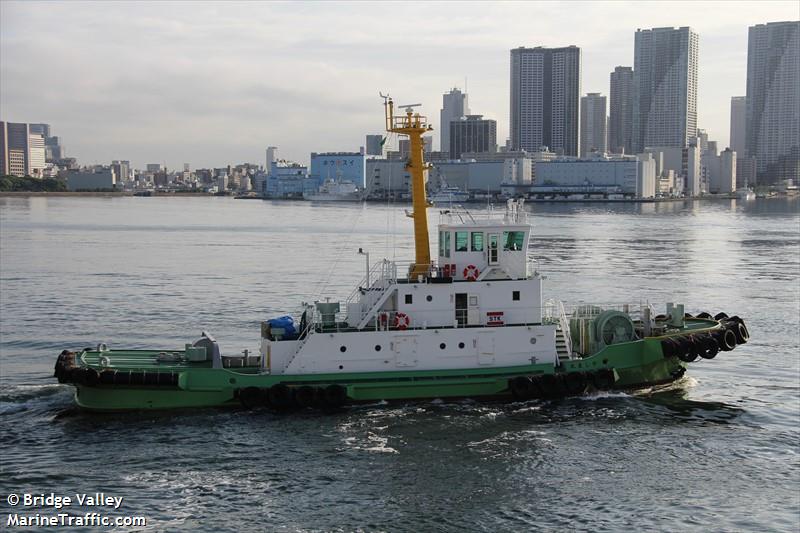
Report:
660,316,749,363
54,350,77,383
237,383,348,410
508,368,616,401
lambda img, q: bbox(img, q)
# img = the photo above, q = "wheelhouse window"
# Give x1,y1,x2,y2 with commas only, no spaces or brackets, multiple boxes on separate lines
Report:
471,232,484,252
439,231,452,258
455,232,469,252
503,231,525,251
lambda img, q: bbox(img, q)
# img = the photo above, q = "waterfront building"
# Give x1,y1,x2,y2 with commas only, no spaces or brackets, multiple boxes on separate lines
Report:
309,152,367,189
633,27,699,153
265,161,308,198
430,160,505,195
440,88,470,153
146,163,163,173
461,149,555,187
66,168,116,191
449,115,497,159
708,148,737,194
533,154,656,198
365,135,384,156
609,66,634,154
745,21,800,183
27,134,45,177
510,46,581,156
365,159,410,199
580,93,607,157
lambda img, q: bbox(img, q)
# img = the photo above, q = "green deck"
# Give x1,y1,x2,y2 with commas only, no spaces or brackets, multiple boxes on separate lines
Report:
54,317,746,411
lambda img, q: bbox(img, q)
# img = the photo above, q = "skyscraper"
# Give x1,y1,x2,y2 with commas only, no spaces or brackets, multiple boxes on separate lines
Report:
449,115,497,159
633,27,699,153
609,66,634,154
440,88,469,153
510,46,581,156
745,21,800,183
580,93,607,157
729,96,746,156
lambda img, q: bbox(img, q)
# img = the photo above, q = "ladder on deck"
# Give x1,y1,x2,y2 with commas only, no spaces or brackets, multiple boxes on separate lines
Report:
555,325,572,361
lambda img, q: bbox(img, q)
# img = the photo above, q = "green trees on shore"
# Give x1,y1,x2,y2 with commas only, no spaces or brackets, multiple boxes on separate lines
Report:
0,175,67,192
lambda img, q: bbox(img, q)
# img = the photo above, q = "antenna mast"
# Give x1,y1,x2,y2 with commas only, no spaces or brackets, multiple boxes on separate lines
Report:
382,94,434,278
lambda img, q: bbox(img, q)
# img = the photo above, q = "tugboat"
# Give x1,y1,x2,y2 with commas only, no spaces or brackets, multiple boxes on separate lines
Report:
54,97,750,411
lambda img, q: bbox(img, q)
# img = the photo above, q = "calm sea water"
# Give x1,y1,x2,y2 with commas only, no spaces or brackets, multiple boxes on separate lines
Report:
1,196,798,532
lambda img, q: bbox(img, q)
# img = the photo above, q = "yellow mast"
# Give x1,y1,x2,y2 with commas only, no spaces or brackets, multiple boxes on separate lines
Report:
383,96,433,278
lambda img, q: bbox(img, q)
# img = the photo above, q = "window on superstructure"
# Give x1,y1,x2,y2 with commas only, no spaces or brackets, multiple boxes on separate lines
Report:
503,231,525,251
455,232,468,252
471,232,484,251
444,231,451,258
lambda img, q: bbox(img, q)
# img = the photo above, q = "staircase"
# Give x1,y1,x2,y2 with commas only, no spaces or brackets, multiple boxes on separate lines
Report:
555,326,572,362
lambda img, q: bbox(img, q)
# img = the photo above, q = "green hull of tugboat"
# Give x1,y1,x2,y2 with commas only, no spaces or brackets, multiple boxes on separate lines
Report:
55,316,749,412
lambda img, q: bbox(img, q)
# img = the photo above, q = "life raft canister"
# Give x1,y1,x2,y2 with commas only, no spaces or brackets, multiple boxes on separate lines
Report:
394,312,411,330
463,264,480,281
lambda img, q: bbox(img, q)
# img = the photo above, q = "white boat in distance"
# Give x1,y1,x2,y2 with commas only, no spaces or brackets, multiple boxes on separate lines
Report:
429,186,469,205
305,179,364,202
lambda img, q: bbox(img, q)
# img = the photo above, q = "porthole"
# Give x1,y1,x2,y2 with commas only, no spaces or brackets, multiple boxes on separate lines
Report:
439,343,446,350
458,342,465,349
338,365,343,370
340,346,347,353
530,338,537,344
375,345,382,352
426,295,433,302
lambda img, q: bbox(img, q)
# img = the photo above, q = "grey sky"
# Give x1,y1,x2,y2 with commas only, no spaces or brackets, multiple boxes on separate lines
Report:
1,1,797,170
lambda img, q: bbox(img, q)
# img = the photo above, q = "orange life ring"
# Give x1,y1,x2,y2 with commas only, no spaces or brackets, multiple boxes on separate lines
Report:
394,312,410,330
463,264,480,281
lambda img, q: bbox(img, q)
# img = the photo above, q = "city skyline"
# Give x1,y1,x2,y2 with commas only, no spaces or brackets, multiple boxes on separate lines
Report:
1,1,797,169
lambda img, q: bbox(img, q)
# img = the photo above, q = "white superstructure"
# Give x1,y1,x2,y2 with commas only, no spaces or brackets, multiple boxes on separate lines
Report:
261,201,566,376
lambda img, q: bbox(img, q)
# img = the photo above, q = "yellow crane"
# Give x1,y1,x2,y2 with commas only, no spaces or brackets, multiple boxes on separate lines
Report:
383,95,434,278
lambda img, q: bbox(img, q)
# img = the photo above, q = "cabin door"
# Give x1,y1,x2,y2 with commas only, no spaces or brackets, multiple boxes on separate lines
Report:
488,233,500,265
455,293,468,326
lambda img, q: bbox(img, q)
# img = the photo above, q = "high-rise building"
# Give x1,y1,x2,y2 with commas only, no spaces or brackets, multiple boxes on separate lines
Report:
745,21,800,183
440,88,470,152
265,146,278,171
449,115,497,159
365,135,384,156
730,96,746,156
633,27,699,153
1,122,31,176
28,134,45,177
580,93,607,157
112,160,131,182
510,46,581,156
609,66,634,154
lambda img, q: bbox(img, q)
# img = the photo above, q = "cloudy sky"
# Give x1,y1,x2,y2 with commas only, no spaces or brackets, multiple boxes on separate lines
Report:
1,1,797,169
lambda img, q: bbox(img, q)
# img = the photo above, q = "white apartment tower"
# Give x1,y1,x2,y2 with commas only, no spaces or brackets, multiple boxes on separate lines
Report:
633,27,699,153
440,88,470,153
580,93,607,157
745,21,800,183
609,66,634,154
510,46,581,156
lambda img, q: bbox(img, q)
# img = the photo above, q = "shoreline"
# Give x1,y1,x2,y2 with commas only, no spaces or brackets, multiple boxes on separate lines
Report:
1,191,795,202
